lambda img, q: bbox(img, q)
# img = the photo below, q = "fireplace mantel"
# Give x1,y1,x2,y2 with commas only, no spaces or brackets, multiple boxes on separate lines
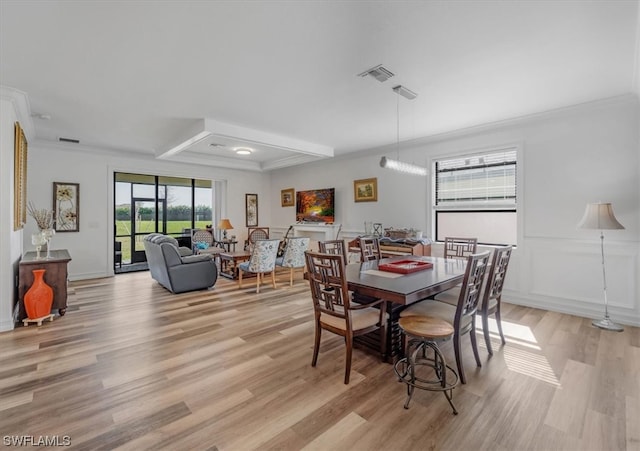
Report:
292,223,341,241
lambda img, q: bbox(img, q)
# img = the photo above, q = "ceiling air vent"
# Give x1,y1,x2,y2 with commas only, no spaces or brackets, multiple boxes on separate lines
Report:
357,64,394,82
59,137,80,144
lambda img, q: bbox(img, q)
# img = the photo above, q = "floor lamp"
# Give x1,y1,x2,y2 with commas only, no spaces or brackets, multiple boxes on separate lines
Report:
577,202,625,332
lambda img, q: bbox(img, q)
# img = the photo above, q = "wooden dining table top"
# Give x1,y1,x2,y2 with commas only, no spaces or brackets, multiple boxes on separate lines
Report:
345,255,467,306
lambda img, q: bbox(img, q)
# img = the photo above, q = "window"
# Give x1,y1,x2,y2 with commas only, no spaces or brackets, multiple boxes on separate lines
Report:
114,172,213,267
434,147,517,246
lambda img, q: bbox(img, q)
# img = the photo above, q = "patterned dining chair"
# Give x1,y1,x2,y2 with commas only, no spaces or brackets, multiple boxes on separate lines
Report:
238,239,281,293
305,250,387,384
275,237,310,286
245,227,270,251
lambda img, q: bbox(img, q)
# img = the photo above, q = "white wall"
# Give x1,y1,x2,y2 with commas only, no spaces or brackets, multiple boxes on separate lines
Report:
0,89,34,331
25,144,271,281
270,95,640,326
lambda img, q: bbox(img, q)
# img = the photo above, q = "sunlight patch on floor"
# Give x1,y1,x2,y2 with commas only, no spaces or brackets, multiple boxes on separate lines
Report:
477,318,561,386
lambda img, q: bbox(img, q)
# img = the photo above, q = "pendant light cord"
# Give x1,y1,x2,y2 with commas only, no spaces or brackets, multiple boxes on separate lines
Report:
396,92,400,160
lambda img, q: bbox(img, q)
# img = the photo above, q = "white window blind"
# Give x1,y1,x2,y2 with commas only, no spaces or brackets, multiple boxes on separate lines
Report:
435,149,517,208
434,148,518,246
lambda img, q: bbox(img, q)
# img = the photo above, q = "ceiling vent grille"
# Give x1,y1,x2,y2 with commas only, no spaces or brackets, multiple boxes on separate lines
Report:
59,137,80,144
357,64,395,82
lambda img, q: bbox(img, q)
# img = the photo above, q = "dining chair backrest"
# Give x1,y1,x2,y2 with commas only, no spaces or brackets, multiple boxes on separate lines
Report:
246,239,280,273
454,251,491,335
248,227,269,243
318,240,348,265
304,251,351,318
444,237,478,260
481,246,512,312
279,237,310,268
359,237,381,262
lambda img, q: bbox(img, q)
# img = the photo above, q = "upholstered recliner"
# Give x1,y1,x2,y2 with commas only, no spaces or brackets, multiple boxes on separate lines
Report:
143,233,218,293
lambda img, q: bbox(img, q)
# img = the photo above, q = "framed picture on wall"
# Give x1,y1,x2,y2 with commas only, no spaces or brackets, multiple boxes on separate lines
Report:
53,182,80,232
246,193,258,227
13,122,28,230
354,177,378,202
281,188,294,207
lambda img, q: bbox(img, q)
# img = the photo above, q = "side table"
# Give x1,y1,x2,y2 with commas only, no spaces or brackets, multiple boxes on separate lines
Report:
219,251,251,280
18,249,72,320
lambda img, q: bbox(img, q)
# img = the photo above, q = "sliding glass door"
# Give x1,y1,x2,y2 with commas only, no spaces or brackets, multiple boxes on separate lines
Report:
114,172,212,270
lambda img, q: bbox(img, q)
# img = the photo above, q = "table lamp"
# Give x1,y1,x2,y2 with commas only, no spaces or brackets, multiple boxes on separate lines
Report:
217,219,233,240
577,202,624,332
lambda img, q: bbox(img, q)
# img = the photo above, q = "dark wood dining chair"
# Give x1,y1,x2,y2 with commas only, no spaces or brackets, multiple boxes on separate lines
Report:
318,239,347,265
304,250,387,384
444,237,478,260
359,236,382,262
400,251,491,384
479,245,513,355
434,245,513,356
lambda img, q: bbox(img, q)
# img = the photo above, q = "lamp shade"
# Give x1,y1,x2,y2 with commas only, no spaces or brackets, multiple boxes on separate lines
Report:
217,219,233,230
577,203,624,230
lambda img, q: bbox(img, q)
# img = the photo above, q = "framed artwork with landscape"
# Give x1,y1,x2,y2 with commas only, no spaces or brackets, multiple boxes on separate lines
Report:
281,188,294,207
53,182,80,232
14,122,28,230
246,193,258,227
354,177,378,202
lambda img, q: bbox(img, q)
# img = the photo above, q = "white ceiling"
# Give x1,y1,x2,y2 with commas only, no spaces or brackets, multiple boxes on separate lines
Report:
1,1,639,171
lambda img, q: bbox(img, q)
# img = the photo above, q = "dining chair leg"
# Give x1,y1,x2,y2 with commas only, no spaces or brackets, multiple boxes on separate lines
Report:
453,333,466,385
271,270,276,289
495,303,506,345
379,302,388,361
289,268,294,286
312,322,321,367
238,269,243,288
344,334,353,384
470,321,482,368
482,313,494,356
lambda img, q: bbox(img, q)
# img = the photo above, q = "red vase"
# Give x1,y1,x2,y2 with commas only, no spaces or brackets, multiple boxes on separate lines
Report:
24,269,53,319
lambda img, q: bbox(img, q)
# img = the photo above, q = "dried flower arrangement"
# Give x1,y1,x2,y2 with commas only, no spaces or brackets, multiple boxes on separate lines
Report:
27,202,55,231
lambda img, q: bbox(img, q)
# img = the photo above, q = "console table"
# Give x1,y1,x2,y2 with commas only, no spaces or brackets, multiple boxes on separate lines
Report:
348,238,431,258
18,249,72,320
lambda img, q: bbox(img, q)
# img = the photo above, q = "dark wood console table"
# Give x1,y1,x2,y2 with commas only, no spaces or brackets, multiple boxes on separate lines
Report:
18,249,72,320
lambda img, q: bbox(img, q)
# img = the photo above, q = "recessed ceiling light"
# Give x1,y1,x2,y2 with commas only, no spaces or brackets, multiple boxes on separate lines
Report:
234,147,253,155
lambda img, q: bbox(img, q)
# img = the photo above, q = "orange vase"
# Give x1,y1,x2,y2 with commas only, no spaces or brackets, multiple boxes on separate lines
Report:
24,269,53,319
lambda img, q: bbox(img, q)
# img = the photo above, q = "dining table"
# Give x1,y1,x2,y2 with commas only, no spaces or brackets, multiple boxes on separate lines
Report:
346,255,467,362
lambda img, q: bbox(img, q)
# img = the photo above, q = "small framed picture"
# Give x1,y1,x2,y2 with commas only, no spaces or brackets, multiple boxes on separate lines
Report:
354,178,378,202
245,193,258,227
281,188,295,207
53,182,80,232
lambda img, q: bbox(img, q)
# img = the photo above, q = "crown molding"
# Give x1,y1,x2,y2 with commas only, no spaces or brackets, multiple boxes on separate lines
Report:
0,85,35,140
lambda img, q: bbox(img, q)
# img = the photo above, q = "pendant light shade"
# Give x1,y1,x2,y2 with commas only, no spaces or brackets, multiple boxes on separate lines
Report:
380,156,428,176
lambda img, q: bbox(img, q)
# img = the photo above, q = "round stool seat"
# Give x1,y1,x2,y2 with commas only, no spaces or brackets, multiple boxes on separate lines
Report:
399,315,454,340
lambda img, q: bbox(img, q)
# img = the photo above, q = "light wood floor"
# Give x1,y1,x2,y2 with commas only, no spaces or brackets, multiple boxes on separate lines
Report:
1,271,638,450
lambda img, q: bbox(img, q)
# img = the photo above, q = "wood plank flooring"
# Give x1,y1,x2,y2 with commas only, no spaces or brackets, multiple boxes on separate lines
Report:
1,271,638,450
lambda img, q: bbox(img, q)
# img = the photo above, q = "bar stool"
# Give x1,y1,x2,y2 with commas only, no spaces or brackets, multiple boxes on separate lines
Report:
394,315,459,414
